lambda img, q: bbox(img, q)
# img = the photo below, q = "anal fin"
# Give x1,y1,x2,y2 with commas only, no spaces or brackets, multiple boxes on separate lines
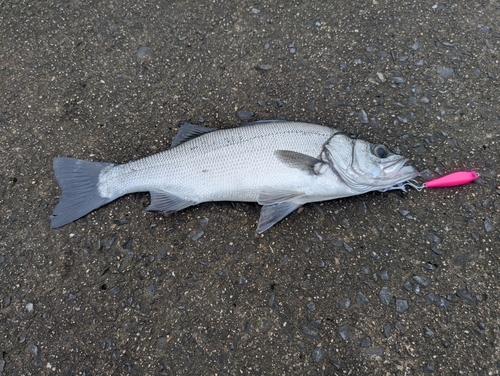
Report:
146,191,197,214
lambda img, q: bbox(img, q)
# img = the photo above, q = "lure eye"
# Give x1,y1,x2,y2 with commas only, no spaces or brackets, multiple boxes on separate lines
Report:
372,144,388,158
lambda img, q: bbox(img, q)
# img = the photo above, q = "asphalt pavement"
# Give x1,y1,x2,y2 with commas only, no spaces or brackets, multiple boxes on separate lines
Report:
1,1,499,374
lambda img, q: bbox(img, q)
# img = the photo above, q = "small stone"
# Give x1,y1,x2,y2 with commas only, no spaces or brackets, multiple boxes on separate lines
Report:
423,364,435,373
156,337,168,349
341,219,350,229
415,59,426,66
136,46,150,59
484,217,495,232
396,299,409,313
395,323,405,334
411,42,419,50
146,284,157,297
437,66,454,78
342,242,353,252
356,292,369,305
109,286,120,295
303,326,320,340
105,236,116,251
383,324,391,337
358,110,369,124
424,293,435,304
157,244,168,259
423,326,434,338
360,336,372,348
379,287,393,305
251,7,260,14
191,230,204,241
365,348,383,356
413,275,431,287
28,343,38,356
311,319,322,328
236,110,254,122
435,297,450,310
256,64,272,71
339,298,350,309
431,247,443,255
403,281,412,291
452,253,468,266
26,303,34,313
268,294,277,309
338,325,351,340
424,262,436,272
428,232,441,245
306,302,317,312
456,290,476,306
413,284,421,295
260,319,273,333
311,347,325,362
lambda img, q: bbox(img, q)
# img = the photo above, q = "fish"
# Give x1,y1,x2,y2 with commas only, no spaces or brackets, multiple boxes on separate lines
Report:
50,120,418,232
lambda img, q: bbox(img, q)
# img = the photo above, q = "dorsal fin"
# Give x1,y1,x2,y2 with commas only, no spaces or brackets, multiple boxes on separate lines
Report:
239,119,288,127
171,120,290,147
171,122,217,148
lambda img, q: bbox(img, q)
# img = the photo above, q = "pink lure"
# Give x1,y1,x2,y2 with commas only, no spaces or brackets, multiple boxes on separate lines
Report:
424,171,479,188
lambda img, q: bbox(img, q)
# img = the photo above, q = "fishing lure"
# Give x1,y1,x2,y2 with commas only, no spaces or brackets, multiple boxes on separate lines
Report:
405,171,479,191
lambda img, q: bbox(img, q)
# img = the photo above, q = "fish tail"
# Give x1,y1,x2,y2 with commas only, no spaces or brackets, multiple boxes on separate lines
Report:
50,157,115,228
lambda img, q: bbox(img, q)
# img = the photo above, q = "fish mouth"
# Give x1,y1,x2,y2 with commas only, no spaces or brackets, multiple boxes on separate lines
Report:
382,156,418,179
376,156,419,192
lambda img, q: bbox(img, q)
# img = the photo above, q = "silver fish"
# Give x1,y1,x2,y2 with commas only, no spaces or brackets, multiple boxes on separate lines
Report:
50,121,418,232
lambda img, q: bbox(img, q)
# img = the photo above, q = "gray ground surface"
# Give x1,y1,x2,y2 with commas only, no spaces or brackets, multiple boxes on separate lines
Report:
1,0,499,374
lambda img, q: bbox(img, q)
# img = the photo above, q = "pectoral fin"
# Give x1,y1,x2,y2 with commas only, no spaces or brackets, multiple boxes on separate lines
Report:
146,191,197,214
275,150,327,175
257,201,302,233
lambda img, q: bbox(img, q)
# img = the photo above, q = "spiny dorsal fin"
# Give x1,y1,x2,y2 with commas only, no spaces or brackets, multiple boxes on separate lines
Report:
171,122,217,148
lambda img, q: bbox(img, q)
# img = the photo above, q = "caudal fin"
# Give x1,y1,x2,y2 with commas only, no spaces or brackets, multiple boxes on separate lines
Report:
50,157,115,228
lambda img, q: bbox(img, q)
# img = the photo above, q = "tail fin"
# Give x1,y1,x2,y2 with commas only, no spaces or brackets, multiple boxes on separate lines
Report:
50,157,115,228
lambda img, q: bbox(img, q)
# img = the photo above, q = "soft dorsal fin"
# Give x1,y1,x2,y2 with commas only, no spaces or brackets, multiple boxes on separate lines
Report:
275,150,327,175
171,122,217,148
239,119,288,127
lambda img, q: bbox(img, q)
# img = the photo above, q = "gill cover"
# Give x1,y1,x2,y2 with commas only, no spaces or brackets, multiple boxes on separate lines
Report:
322,133,418,191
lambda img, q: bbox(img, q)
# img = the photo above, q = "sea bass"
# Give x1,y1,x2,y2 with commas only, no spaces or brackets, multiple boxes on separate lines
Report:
51,121,418,232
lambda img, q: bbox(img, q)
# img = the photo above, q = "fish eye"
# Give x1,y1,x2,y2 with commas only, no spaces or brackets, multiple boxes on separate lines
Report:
372,144,388,158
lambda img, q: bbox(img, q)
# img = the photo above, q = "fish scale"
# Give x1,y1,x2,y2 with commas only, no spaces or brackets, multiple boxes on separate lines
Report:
101,121,336,201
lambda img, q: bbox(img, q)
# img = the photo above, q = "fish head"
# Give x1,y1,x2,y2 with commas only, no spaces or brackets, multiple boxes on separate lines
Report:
323,133,418,192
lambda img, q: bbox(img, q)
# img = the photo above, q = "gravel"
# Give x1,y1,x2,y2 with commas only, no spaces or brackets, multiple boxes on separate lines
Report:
396,299,409,313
